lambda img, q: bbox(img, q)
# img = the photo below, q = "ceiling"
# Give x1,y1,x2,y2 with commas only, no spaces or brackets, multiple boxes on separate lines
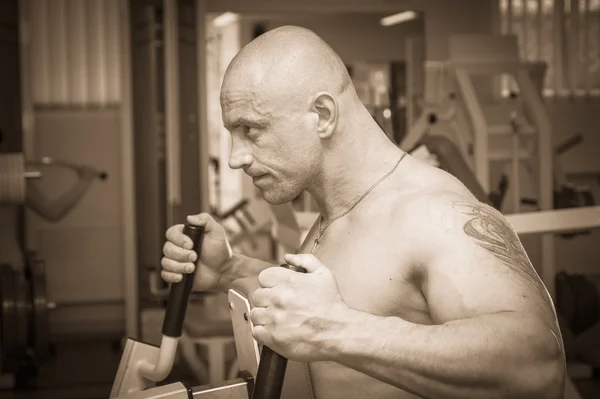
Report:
204,0,427,13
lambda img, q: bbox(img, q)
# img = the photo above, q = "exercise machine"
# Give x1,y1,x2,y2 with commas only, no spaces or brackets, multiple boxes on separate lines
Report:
111,224,310,399
0,256,54,388
113,276,310,399
0,153,108,388
0,153,107,205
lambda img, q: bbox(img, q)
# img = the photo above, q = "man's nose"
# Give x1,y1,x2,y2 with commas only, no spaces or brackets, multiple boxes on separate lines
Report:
228,138,253,170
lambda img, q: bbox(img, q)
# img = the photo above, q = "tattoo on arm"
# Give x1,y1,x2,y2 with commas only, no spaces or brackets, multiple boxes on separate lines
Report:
452,201,550,297
452,201,561,347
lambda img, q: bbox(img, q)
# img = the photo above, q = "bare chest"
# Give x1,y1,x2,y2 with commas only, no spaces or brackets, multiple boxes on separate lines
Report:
300,221,429,323
298,222,430,399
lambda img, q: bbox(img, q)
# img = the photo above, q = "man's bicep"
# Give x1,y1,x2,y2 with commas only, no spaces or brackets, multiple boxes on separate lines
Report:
423,200,556,327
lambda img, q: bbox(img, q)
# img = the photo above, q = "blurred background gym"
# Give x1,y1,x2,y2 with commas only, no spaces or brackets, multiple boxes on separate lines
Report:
1,0,599,398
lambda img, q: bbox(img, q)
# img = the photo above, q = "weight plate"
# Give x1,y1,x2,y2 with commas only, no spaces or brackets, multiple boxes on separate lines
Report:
31,260,50,360
0,153,26,204
0,264,18,373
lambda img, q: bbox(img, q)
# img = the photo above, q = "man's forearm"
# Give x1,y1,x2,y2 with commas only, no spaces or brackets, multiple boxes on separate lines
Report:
217,251,275,292
321,307,564,399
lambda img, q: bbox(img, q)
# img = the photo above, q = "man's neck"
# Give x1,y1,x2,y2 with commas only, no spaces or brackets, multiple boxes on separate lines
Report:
308,135,404,222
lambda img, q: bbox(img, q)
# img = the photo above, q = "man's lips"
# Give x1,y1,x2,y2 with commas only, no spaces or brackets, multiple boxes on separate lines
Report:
252,174,270,184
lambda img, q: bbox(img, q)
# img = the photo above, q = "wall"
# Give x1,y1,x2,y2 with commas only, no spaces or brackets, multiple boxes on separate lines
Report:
32,109,125,338
423,0,496,60
240,12,424,63
29,0,122,106
22,0,126,340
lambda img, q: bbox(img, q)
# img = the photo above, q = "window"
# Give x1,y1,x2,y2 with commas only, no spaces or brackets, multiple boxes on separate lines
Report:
499,0,600,96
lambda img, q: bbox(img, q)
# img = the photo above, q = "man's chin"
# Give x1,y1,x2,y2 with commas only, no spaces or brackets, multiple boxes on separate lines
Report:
258,187,295,205
260,192,288,205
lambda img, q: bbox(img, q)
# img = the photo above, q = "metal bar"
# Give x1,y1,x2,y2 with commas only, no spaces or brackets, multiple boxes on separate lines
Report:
511,124,520,213
453,68,490,191
19,0,39,251
113,382,192,398
506,205,600,235
192,379,250,398
52,299,124,308
164,0,182,226
119,0,140,339
514,65,556,298
196,0,210,213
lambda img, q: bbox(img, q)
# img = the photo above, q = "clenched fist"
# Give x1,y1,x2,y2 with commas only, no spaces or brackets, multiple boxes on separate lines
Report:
161,213,233,292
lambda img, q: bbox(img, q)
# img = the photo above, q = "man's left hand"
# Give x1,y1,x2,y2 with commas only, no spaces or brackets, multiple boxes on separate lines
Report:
250,253,348,362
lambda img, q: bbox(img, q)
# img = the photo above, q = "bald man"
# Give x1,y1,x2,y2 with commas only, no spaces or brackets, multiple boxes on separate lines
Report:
161,26,565,399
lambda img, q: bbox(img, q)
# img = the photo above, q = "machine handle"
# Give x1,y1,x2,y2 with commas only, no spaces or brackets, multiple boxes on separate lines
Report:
218,198,249,219
252,263,307,399
161,223,205,337
35,157,109,180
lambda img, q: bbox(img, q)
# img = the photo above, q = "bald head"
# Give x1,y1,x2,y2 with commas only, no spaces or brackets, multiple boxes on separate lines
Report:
220,26,382,204
221,26,353,109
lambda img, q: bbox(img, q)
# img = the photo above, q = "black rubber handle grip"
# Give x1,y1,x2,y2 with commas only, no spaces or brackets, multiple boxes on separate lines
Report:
162,224,205,337
252,263,306,399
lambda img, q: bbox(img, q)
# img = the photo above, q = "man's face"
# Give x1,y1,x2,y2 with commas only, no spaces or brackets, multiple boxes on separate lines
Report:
220,84,317,204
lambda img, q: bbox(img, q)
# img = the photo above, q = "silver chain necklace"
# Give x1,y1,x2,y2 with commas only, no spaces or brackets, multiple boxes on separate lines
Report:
310,151,408,254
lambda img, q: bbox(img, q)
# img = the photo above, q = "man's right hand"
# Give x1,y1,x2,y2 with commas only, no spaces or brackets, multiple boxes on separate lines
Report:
161,213,233,292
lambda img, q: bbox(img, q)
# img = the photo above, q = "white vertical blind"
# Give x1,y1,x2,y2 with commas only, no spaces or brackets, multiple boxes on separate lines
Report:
499,0,600,96
30,0,122,106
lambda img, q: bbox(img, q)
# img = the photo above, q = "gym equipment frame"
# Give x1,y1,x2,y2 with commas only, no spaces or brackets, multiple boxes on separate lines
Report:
112,277,285,399
111,224,306,399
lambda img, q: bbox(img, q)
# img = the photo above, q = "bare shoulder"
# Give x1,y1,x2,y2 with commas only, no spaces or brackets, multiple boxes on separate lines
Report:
407,189,536,283
396,189,559,327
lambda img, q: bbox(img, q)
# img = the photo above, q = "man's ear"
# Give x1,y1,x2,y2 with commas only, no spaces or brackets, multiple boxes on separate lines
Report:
312,92,338,139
